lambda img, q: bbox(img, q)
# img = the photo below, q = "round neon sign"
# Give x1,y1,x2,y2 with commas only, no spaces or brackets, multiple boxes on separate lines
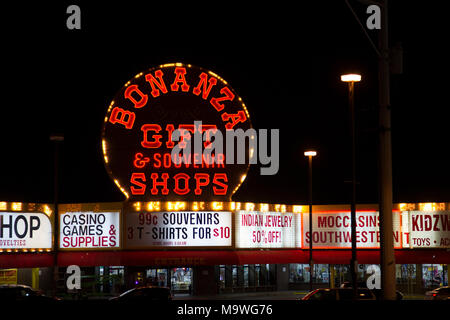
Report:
102,63,252,201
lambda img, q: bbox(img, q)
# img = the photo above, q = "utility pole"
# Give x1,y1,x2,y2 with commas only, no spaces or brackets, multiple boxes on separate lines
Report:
50,133,64,297
304,151,317,292
378,0,396,300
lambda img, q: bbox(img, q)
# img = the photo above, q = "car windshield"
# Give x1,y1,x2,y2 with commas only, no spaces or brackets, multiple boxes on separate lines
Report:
308,289,336,301
437,287,450,294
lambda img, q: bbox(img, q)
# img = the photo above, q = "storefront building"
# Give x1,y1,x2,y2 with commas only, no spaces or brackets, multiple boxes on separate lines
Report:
1,201,449,297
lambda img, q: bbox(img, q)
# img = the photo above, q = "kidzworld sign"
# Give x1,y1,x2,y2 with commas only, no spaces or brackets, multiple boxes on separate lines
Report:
103,63,269,202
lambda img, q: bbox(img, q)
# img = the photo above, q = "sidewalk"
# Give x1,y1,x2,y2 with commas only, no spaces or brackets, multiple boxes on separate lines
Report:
173,290,306,300
173,290,426,300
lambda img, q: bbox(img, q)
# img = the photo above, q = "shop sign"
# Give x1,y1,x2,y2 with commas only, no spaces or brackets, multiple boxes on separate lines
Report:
301,211,403,249
0,269,17,284
0,212,52,249
102,63,252,202
407,211,450,248
59,211,120,249
125,211,232,248
235,211,296,248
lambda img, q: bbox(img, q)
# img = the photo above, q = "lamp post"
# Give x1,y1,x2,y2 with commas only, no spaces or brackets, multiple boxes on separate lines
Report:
341,74,361,298
304,150,317,292
50,133,64,297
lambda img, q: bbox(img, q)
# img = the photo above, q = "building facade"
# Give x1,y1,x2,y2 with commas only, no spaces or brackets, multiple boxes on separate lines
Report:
1,201,449,298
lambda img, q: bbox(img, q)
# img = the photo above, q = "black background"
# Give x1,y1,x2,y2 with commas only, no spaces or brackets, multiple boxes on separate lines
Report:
1,1,449,206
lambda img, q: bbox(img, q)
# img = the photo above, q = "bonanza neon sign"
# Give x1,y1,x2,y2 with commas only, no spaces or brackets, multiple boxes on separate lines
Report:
102,63,252,201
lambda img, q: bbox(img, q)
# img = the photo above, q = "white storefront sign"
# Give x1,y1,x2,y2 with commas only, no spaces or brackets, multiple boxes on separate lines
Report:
301,211,403,249
0,212,52,249
59,211,120,249
407,211,450,248
125,211,232,248
235,211,295,248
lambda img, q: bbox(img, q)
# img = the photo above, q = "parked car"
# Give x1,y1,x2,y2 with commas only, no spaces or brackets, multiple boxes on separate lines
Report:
0,284,60,302
109,286,172,302
425,286,450,300
339,282,403,300
302,288,376,301
371,289,404,300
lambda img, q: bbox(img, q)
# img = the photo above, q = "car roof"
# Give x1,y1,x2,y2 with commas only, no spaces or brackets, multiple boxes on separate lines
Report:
119,286,170,296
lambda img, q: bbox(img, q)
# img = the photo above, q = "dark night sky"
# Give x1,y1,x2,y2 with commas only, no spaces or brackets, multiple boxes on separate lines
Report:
1,1,449,206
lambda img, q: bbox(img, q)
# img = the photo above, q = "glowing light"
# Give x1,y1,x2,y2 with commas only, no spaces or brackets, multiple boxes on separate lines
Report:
12,202,22,211
192,202,205,211
0,202,6,210
43,205,52,217
146,202,161,211
134,202,142,211
102,139,109,164
340,74,361,82
114,179,129,199
207,70,228,85
107,101,115,114
274,204,286,213
245,202,255,211
167,201,186,211
304,151,317,157
419,202,445,211
293,205,304,213
259,203,269,212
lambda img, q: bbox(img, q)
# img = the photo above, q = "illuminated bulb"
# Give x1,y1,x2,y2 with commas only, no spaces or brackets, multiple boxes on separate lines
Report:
12,202,22,211
147,202,160,211
340,74,361,82
211,202,223,211
43,205,52,216
304,151,317,157
245,203,255,211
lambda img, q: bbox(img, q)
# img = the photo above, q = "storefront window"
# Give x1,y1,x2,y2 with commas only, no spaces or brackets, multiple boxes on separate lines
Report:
171,268,192,293
146,268,168,287
243,265,249,287
219,265,226,289
423,264,446,288
232,265,238,287
314,264,329,283
289,264,308,283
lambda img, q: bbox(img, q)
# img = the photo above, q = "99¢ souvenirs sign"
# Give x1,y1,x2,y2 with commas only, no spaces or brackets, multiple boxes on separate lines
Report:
406,211,450,248
124,211,232,248
0,212,52,249
301,211,403,249
102,63,252,201
59,211,120,249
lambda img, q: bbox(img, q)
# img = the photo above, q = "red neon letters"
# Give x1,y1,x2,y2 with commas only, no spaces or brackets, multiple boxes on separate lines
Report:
130,172,228,196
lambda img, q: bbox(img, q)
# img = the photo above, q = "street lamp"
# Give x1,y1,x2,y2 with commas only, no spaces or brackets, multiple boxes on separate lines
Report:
341,73,361,298
304,150,317,292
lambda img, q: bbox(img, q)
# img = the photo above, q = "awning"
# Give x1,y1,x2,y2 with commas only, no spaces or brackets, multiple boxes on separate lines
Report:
1,249,449,268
